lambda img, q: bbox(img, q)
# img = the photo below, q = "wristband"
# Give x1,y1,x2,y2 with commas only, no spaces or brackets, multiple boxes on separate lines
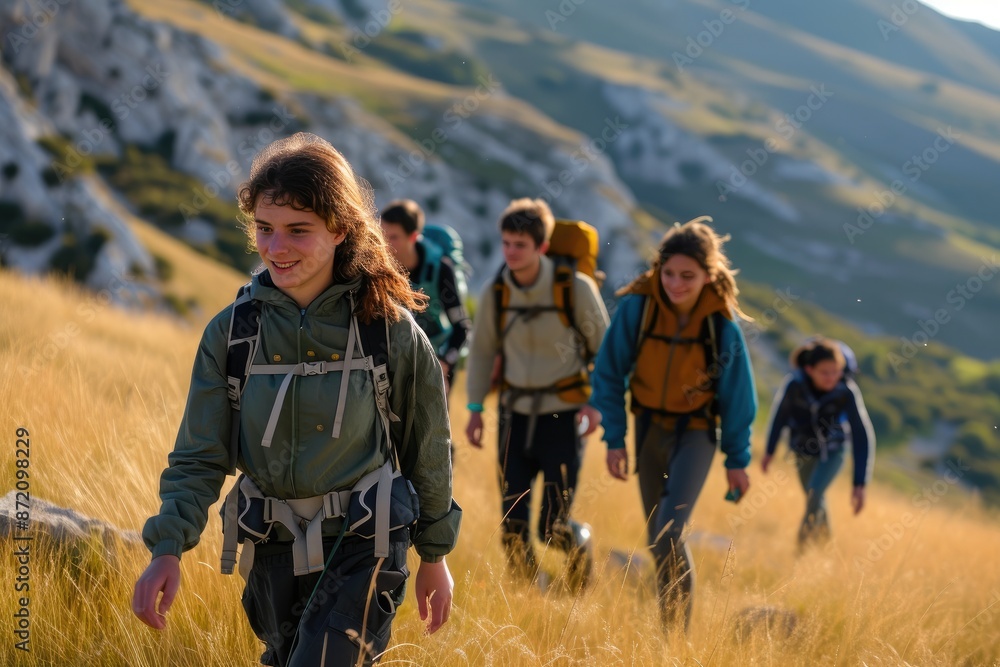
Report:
467,402,484,413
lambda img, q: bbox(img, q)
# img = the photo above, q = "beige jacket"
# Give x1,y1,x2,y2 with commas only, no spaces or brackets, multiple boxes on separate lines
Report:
466,255,609,415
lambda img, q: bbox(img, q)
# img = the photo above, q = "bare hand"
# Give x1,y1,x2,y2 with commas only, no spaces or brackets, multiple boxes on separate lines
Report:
606,448,628,481
465,412,484,449
132,555,181,630
576,405,602,437
726,468,750,502
761,453,773,474
852,486,866,515
415,558,454,634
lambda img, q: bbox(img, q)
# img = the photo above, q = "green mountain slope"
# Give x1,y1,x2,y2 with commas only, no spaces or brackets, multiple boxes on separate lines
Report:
19,0,995,499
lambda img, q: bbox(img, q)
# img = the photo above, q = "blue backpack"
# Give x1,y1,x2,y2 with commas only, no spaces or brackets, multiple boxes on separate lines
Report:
412,224,469,355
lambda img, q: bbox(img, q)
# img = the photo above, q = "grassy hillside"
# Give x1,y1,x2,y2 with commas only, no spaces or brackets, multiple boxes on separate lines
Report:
2,268,1000,665
14,0,1000,509
431,0,1000,360
110,0,1000,360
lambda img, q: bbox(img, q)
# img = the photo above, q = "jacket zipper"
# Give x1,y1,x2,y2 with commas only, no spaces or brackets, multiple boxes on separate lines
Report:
288,307,306,498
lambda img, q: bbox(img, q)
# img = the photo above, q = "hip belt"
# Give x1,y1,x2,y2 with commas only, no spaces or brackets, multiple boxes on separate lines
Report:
220,461,419,580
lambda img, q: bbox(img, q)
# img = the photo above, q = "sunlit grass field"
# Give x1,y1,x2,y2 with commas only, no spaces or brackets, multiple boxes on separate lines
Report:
2,268,999,666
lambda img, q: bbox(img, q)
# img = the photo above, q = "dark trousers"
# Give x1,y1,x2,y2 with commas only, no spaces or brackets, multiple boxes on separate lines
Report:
635,416,716,631
241,532,409,667
497,409,583,573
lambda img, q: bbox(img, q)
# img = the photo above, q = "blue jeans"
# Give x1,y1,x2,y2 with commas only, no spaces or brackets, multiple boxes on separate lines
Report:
794,448,845,546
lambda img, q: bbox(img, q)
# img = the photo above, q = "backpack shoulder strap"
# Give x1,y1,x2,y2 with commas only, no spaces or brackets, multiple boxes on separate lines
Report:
225,281,260,474
703,312,722,442
416,241,443,294
635,294,656,354
356,311,401,468
551,256,575,331
704,312,720,383
492,264,509,344
551,257,597,363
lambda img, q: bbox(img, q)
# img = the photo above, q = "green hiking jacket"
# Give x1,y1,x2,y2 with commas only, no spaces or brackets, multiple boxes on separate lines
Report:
142,272,461,563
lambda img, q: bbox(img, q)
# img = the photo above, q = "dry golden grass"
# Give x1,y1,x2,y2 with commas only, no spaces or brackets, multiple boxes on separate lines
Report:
2,268,999,666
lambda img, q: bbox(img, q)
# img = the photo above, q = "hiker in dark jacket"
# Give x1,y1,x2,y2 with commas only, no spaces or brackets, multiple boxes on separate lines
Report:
380,199,470,396
133,133,461,667
762,337,875,548
586,217,757,631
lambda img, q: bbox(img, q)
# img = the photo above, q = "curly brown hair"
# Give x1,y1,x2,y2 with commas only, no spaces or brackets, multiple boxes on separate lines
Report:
237,133,425,322
619,216,750,320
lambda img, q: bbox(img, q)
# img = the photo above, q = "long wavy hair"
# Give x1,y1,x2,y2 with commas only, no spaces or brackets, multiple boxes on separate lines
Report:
619,216,749,320
237,133,424,322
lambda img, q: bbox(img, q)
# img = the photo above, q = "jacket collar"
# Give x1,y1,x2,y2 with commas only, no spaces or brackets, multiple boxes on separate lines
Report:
504,254,553,292
249,269,364,315
626,268,731,333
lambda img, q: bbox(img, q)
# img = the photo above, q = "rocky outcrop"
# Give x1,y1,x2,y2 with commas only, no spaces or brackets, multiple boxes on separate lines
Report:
0,491,141,556
0,0,646,297
602,82,800,223
733,605,798,640
0,63,157,305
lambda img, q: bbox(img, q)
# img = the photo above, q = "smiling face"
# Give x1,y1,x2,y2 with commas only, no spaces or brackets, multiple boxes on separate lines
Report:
659,253,712,314
501,230,547,275
804,359,843,392
254,199,345,308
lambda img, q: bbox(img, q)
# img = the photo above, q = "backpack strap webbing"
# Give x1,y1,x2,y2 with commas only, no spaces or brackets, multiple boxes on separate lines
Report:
224,286,400,465
225,282,260,474
635,295,656,356
704,312,720,445
493,261,593,362
551,257,594,363
355,308,401,470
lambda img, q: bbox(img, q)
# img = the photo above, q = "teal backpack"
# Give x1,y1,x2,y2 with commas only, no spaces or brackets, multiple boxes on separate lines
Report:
412,224,469,356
